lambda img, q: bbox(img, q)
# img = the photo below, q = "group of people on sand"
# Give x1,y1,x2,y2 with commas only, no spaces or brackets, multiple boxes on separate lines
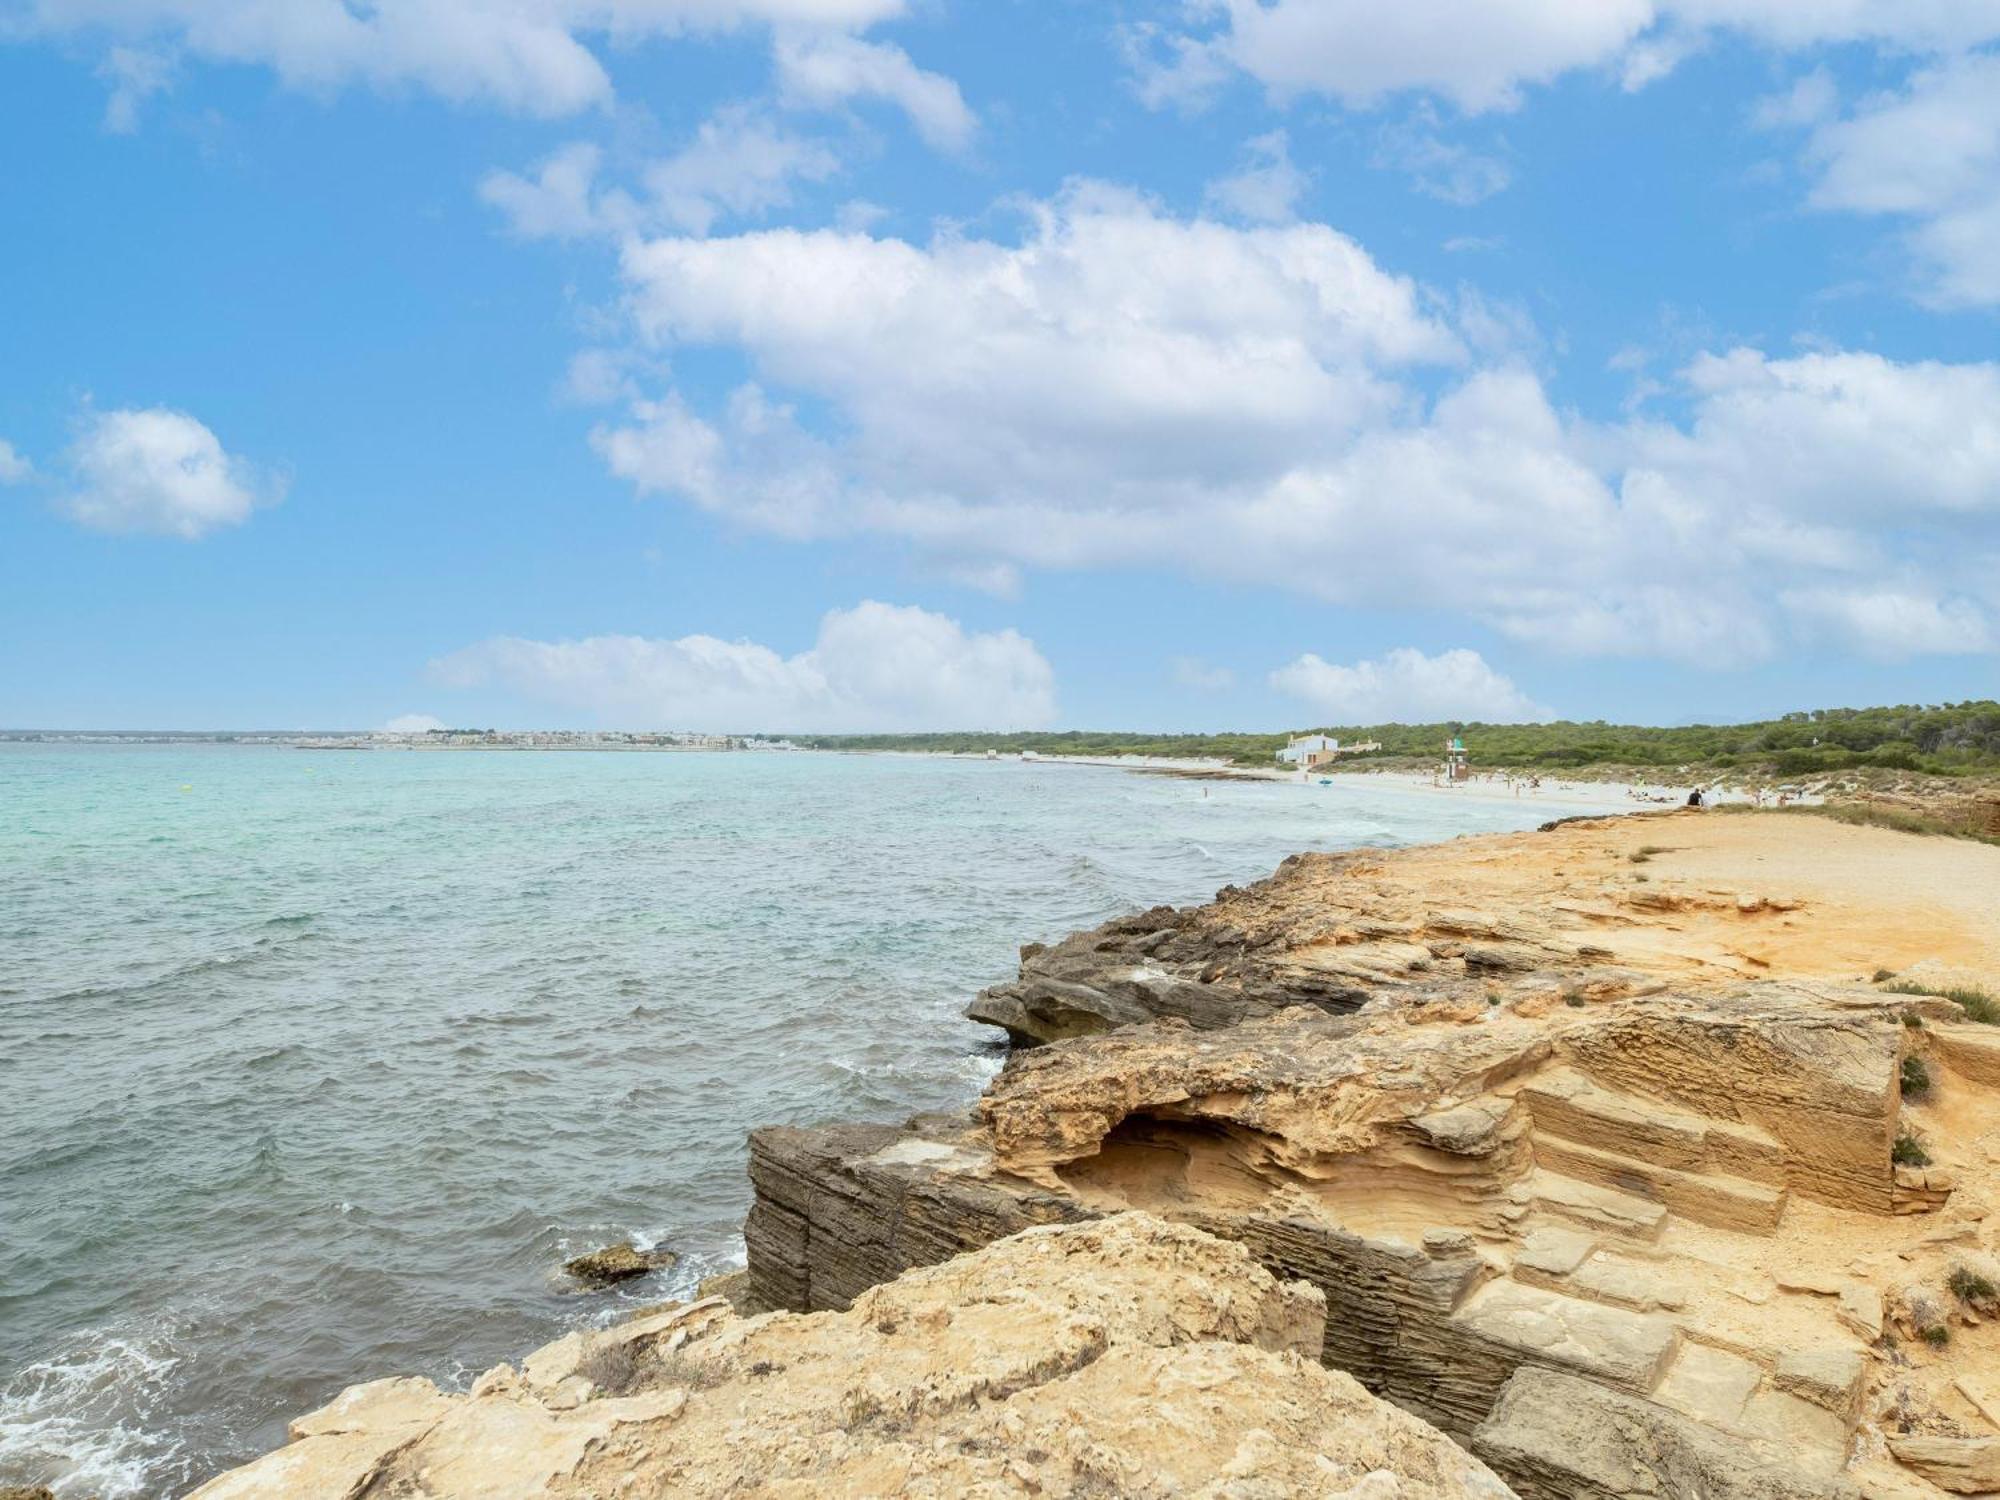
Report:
1668,785,1794,808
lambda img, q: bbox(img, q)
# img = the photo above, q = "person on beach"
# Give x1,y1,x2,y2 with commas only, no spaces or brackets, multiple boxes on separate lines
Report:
1686,788,1704,807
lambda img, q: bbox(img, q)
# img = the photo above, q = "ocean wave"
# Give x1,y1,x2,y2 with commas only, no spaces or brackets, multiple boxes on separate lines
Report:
0,1318,191,1499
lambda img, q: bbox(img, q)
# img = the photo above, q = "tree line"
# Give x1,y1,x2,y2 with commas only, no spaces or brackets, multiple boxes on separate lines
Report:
793,701,2000,777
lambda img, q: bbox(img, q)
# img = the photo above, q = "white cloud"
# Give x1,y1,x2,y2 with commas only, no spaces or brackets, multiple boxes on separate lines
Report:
773,30,975,150
0,439,31,483
430,600,1056,731
482,108,842,241
381,713,447,733
1141,0,2000,115
1270,647,1552,723
60,407,281,539
22,0,908,117
1172,656,1236,691
643,106,843,233
582,188,2000,666
1203,130,1308,224
1801,53,2000,307
1663,0,2000,53
1613,349,2000,533
607,182,1460,521
1781,588,1993,659
1164,0,1656,114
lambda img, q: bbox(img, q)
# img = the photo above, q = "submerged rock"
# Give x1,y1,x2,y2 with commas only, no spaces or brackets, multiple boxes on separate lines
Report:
563,1242,676,1285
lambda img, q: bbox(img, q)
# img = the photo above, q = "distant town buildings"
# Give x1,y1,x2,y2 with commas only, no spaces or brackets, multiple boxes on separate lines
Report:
362,729,746,752
0,729,761,751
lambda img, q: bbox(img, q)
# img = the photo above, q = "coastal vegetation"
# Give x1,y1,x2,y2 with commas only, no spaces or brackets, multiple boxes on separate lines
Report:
1883,977,2000,1023
798,700,2000,777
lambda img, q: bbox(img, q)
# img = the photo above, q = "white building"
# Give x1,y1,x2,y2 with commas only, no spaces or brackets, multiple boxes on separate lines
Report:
1277,734,1341,766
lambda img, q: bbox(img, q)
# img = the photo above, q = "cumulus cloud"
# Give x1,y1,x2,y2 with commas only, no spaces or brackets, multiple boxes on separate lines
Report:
1270,647,1552,723
581,187,2000,665
20,0,907,117
773,30,975,150
604,183,1459,525
1800,53,2000,307
60,407,281,538
0,439,31,483
381,713,447,733
1203,130,1308,224
1138,0,2000,115
430,601,1056,732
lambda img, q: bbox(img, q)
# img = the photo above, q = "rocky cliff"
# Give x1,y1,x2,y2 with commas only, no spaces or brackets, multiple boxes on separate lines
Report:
188,1215,1511,1498
751,809,2000,1498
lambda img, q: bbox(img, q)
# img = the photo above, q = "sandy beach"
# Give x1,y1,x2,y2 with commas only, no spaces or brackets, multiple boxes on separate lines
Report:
911,749,1771,814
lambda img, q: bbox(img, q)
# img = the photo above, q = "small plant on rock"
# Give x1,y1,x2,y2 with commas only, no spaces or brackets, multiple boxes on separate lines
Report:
1957,989,2000,1025
1921,1323,1952,1348
1884,980,2000,1024
1892,1131,1932,1167
1948,1266,1999,1306
1900,1056,1932,1100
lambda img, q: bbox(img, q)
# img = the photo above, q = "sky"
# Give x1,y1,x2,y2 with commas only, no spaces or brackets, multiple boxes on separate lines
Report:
2,1,1998,734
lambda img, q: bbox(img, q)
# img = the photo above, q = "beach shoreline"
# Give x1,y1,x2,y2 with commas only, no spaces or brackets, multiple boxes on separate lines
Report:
876,748,1753,814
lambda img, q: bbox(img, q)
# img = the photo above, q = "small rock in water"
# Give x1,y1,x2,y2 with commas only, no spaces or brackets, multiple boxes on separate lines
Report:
564,1242,677,1285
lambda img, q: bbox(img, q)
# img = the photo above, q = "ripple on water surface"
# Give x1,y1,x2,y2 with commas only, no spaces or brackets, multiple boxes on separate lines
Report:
0,746,1630,1496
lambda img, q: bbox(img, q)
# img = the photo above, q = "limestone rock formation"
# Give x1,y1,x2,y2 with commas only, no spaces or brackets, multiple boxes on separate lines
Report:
188,1214,1512,1499
968,809,2000,1048
754,811,2000,1498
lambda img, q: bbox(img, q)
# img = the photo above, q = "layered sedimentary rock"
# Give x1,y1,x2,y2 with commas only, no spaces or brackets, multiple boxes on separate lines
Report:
969,808,2000,1048
753,811,2000,1498
189,1215,1512,1499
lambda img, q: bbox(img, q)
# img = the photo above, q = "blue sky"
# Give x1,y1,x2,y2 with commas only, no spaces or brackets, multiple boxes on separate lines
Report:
2,1,1997,732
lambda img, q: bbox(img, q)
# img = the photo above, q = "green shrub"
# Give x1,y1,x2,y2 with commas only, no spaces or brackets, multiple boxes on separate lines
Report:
1958,990,2000,1024
1948,1266,1998,1304
1901,1056,1932,1099
1885,981,2000,1023
1921,1324,1952,1348
1893,1131,1932,1167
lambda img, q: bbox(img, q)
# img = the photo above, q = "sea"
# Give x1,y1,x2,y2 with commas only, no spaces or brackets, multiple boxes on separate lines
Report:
0,744,1629,1497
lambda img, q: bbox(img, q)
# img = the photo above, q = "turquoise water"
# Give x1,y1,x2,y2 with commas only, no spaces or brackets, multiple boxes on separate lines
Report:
0,745,1626,1496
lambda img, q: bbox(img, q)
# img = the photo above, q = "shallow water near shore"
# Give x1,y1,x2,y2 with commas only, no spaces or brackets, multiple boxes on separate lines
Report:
0,745,1629,1497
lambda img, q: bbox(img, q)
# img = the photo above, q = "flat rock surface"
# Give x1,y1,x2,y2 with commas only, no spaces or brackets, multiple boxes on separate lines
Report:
189,1214,1515,1499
